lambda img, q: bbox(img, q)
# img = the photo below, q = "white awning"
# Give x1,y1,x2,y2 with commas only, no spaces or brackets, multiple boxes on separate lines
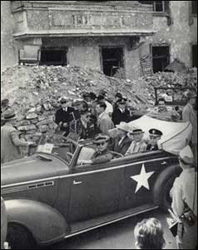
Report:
128,115,192,155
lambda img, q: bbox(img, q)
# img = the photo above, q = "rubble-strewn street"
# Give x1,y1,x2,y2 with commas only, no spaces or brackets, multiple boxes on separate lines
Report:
1,65,197,146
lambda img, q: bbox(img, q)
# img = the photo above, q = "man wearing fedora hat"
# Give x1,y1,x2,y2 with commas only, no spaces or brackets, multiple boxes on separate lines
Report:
146,128,163,151
182,90,197,165
113,122,133,155
1,109,36,164
125,128,147,155
171,145,197,249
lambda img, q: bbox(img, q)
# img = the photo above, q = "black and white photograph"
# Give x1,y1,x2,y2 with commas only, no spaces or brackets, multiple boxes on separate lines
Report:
1,1,197,249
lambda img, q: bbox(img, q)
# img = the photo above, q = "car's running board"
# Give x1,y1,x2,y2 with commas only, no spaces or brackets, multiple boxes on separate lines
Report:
66,204,158,239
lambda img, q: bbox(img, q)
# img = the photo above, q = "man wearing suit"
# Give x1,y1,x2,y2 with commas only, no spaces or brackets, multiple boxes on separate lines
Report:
125,128,147,155
113,122,132,155
96,101,114,135
146,128,163,151
112,98,131,125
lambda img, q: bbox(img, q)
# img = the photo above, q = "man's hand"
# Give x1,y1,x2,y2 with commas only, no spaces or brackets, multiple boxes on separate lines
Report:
78,160,92,165
28,141,37,147
62,123,68,128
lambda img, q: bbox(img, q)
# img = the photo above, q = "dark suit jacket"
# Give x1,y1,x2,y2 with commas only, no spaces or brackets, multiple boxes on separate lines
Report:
91,149,113,164
55,107,78,135
146,144,159,151
112,108,131,125
114,135,132,155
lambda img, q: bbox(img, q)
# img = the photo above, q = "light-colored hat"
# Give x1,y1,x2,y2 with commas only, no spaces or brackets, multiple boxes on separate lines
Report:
2,109,16,120
179,145,194,165
116,122,131,132
186,91,197,99
131,128,144,135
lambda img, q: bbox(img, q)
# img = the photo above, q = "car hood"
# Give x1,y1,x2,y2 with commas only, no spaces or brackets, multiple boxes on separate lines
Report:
1,153,68,187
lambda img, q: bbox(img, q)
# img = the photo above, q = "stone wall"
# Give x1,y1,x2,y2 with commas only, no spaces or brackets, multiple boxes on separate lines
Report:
1,1,17,72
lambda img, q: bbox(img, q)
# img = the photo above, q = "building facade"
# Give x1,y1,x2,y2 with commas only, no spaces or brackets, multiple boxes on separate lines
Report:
1,1,197,78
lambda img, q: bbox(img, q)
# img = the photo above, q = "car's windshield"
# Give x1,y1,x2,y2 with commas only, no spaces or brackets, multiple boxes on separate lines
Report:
77,146,96,165
36,134,78,164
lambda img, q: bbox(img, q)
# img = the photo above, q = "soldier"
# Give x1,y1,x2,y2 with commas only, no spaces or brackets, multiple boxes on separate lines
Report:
112,98,131,125
125,128,147,155
78,134,113,165
146,128,163,151
171,145,197,249
55,97,77,136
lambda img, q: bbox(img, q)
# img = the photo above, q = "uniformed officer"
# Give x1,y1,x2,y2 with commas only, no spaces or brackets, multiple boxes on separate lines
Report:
78,134,113,165
171,145,197,249
146,128,163,151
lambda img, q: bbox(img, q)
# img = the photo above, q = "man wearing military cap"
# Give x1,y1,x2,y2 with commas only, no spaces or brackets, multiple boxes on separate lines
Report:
78,134,113,165
112,98,131,125
146,128,163,151
171,145,197,249
1,109,36,164
55,96,78,136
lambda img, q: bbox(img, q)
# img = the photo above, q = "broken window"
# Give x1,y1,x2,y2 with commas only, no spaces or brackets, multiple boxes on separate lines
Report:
40,47,67,66
192,1,197,15
152,45,170,73
101,47,124,77
192,45,197,67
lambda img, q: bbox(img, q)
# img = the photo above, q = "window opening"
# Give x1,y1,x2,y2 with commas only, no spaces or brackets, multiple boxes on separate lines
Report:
40,47,67,66
152,46,170,73
101,47,124,77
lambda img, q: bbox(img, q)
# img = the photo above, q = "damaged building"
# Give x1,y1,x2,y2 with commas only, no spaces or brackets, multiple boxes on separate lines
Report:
1,1,197,78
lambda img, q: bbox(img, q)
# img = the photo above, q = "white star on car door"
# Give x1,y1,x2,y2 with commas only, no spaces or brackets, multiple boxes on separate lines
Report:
130,164,155,193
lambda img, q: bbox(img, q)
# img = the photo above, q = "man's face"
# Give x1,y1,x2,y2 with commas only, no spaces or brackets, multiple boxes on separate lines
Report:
149,135,161,146
158,100,166,112
81,113,91,123
96,105,103,115
133,133,143,142
96,141,108,153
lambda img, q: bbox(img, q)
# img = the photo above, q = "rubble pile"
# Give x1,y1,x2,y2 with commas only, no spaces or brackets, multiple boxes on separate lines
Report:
1,65,197,144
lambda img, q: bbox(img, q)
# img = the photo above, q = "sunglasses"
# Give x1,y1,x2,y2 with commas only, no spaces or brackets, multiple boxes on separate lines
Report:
95,142,106,146
61,101,67,104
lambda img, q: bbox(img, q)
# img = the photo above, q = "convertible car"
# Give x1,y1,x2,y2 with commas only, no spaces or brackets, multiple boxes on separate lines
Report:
1,116,192,249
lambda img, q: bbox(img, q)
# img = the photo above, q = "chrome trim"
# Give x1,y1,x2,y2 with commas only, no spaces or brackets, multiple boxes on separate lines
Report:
1,156,173,189
60,156,172,179
73,180,82,185
65,206,159,239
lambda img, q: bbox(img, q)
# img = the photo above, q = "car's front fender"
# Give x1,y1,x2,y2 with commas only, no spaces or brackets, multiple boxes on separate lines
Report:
5,199,69,245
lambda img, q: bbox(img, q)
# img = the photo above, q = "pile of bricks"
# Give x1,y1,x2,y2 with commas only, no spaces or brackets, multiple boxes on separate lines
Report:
1,65,197,144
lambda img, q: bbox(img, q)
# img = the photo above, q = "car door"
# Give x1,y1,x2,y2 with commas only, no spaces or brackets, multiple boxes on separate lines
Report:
67,155,123,223
119,155,158,210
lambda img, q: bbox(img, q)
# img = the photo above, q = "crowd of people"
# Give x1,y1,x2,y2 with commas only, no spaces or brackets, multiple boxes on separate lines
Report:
1,89,197,249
